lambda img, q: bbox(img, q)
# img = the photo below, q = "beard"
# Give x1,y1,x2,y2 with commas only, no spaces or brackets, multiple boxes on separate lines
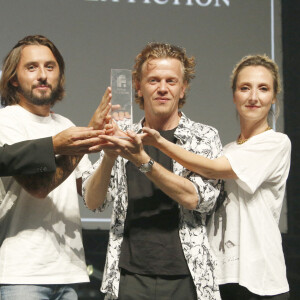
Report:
17,82,60,107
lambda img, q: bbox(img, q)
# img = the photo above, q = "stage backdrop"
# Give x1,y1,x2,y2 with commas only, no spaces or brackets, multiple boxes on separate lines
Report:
0,0,286,230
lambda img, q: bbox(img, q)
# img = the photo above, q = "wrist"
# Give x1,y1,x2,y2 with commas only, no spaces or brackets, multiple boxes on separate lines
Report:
137,157,154,174
133,152,150,168
52,135,59,155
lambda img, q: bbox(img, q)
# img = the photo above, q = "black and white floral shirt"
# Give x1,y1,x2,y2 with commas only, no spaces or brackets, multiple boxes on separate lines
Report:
82,112,222,300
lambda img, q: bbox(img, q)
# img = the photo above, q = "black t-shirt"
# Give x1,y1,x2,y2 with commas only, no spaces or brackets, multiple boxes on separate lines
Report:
119,128,190,276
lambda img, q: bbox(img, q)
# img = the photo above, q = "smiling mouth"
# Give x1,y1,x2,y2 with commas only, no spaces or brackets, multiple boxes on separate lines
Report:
246,105,260,109
155,97,169,102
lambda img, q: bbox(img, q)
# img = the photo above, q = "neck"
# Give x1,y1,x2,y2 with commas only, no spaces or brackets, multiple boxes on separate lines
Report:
18,99,51,117
144,112,181,131
239,118,270,140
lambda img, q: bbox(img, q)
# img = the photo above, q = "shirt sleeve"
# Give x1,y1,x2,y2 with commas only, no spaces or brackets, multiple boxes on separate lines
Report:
0,137,56,176
184,129,223,214
225,133,291,194
74,154,92,179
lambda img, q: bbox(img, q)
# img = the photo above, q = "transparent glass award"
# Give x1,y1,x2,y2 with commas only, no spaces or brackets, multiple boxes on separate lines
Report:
110,69,132,136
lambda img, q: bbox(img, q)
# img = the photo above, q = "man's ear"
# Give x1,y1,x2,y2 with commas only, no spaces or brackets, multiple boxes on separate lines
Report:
10,76,19,87
180,81,187,99
135,80,142,97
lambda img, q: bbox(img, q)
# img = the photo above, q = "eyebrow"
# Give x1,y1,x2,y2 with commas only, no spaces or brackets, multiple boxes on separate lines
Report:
24,60,58,66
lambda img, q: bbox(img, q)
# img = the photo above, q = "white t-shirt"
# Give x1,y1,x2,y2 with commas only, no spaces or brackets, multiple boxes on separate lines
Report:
207,129,291,296
0,105,91,284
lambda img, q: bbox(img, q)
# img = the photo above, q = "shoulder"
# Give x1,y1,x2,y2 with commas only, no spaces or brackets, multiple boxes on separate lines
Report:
50,112,75,127
178,112,220,139
257,130,291,151
224,130,291,156
269,130,291,144
0,105,20,125
0,105,18,116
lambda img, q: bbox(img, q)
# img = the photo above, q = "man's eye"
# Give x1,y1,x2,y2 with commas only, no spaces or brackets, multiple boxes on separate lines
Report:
27,65,36,71
47,65,54,70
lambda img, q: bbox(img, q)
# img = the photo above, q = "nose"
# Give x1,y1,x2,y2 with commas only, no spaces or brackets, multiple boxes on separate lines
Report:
37,67,47,81
158,80,167,94
249,89,258,102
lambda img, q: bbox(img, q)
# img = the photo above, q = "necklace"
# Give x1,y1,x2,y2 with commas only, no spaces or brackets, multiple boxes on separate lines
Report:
237,126,272,145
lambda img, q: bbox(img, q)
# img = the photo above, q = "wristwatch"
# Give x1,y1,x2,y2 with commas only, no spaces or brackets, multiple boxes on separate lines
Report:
138,158,154,173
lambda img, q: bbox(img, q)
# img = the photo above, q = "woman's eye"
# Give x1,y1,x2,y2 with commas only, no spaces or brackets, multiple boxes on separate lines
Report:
260,86,268,92
240,86,249,91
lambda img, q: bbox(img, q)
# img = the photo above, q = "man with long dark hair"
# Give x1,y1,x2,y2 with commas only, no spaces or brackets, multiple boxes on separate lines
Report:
0,35,110,300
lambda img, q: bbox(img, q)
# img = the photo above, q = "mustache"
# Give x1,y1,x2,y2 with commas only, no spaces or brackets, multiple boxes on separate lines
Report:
32,81,52,89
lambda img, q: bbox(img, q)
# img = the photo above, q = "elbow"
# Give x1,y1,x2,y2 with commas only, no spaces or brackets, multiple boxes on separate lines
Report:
84,191,103,211
85,199,99,211
181,195,198,210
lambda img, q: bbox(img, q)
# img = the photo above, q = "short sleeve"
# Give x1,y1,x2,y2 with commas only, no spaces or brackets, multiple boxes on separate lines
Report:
225,132,291,194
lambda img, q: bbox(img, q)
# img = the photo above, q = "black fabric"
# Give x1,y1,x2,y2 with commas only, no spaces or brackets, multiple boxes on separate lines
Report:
118,269,197,300
220,284,290,300
0,137,56,177
119,128,190,276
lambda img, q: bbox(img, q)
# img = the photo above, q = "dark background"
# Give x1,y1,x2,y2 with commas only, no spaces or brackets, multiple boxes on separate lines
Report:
281,1,300,299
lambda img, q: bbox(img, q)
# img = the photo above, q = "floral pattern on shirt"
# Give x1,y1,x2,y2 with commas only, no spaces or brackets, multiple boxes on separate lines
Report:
82,112,222,300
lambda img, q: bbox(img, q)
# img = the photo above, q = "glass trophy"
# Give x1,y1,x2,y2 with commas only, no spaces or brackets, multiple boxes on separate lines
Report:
110,69,133,136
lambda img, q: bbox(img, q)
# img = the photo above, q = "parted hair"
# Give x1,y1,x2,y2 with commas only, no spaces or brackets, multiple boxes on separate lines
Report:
231,54,281,95
0,35,65,107
231,54,281,122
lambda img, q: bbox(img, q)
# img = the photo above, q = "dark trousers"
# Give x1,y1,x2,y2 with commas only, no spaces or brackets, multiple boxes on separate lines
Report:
220,284,289,300
118,269,197,300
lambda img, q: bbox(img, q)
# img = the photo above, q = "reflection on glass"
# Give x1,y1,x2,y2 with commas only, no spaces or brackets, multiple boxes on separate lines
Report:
111,69,132,132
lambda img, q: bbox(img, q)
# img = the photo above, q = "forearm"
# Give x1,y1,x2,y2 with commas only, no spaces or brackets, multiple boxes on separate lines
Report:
84,154,115,210
156,138,236,179
14,154,83,198
144,160,199,210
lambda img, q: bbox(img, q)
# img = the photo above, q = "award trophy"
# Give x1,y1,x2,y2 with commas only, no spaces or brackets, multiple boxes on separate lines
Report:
110,69,132,137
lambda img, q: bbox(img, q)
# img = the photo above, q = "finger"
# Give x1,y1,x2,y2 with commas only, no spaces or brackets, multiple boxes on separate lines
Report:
100,87,112,107
101,102,112,117
99,135,123,144
139,133,148,140
72,130,105,140
112,112,119,121
88,145,103,152
118,111,125,120
124,112,131,119
111,104,121,111
126,130,140,143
